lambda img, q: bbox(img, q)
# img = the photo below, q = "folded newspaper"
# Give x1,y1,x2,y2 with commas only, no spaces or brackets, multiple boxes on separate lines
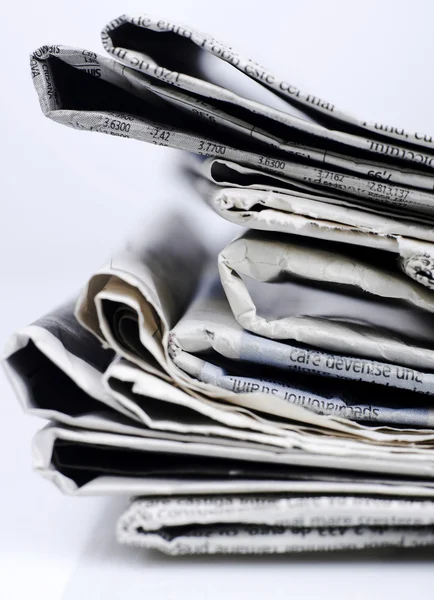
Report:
8,12,434,555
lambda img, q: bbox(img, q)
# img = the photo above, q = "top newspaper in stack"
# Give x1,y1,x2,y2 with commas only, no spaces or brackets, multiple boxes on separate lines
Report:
31,14,434,217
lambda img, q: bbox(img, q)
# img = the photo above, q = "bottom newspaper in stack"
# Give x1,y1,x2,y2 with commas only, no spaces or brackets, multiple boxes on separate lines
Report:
5,216,434,556
119,495,434,555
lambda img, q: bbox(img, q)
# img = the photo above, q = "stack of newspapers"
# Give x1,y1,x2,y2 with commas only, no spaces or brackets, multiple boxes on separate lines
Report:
7,13,434,556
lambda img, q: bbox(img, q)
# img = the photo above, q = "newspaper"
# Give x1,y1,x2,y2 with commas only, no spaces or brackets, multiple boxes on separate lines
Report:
171,272,434,425
194,160,434,290
218,230,434,368
191,157,434,224
30,422,434,497
117,495,434,555
30,15,434,219
100,14,434,156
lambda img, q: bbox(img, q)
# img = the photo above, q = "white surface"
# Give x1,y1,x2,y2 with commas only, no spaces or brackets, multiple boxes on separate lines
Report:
2,0,434,597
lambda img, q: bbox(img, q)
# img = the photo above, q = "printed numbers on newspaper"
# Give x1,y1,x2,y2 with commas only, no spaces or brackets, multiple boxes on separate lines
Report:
367,181,409,202
198,141,226,155
152,128,171,145
102,117,131,138
313,169,344,183
258,156,285,169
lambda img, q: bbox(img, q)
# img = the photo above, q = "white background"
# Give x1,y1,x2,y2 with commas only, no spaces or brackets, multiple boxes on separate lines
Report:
2,0,434,598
